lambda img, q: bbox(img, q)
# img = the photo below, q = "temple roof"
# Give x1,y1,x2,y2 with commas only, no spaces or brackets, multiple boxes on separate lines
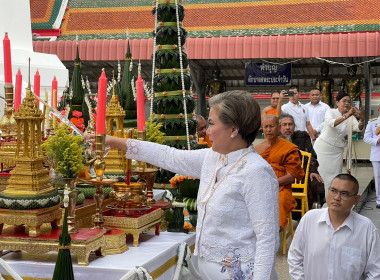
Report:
30,0,380,41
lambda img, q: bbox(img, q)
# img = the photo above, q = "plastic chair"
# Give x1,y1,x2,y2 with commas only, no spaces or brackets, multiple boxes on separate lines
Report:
292,150,312,217
282,212,294,255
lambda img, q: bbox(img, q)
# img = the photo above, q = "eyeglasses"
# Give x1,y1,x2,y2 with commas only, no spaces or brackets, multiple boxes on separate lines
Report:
328,187,357,200
340,100,351,104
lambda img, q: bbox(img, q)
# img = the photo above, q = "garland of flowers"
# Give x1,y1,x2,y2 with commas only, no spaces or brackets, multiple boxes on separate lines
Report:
150,0,159,116
175,0,190,150
169,174,198,188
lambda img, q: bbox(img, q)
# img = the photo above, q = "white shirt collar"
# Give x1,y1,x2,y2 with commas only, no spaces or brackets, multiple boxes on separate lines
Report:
317,208,354,232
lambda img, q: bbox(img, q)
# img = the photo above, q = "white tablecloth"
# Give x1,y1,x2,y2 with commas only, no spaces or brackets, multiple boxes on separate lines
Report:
0,231,196,280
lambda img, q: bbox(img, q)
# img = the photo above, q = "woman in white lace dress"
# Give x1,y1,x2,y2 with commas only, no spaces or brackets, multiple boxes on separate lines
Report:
104,91,279,280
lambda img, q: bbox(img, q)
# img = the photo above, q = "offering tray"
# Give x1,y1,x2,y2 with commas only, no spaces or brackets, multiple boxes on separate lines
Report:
105,205,151,216
80,178,118,186
102,207,163,247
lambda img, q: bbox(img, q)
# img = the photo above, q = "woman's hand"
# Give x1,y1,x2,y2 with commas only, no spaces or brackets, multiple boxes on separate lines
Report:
346,107,354,118
352,107,364,121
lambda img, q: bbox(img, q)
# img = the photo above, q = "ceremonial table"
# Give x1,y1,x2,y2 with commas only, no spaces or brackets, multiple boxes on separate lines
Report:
0,231,196,280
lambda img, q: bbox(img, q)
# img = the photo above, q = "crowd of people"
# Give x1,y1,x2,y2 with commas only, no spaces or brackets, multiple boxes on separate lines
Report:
95,88,379,279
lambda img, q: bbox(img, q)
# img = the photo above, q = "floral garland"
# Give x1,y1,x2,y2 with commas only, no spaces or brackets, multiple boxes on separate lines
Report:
169,174,198,188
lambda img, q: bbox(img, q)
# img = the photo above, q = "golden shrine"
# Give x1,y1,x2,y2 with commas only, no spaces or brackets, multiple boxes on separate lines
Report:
0,74,62,237
104,83,126,176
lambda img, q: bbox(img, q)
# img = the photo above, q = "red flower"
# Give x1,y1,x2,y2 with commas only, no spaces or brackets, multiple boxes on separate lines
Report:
72,110,83,118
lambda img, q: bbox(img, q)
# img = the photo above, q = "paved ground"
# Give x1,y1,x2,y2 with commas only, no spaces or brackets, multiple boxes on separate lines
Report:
276,162,377,279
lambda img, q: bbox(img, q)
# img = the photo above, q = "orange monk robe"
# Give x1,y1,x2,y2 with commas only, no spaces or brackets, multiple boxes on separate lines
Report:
260,138,304,228
205,134,212,148
266,107,278,117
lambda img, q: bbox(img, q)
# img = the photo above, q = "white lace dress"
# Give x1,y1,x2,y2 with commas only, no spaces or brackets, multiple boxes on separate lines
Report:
125,139,279,280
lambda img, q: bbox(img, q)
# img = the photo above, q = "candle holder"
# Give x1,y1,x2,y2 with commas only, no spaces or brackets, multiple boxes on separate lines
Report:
132,168,157,204
136,130,146,172
81,178,116,229
81,134,117,229
94,134,106,181
133,130,157,204
0,85,17,140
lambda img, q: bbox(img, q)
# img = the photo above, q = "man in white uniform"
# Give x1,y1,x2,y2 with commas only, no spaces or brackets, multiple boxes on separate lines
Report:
305,88,330,139
277,85,315,141
363,104,380,209
288,174,380,280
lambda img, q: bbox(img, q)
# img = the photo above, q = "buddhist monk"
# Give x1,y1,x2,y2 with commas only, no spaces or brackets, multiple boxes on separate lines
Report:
261,91,280,121
256,114,304,228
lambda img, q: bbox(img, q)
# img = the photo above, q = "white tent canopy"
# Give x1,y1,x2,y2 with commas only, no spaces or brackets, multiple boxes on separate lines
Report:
0,0,68,118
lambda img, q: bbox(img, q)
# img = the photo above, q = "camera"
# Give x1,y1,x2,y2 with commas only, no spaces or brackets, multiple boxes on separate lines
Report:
286,90,294,97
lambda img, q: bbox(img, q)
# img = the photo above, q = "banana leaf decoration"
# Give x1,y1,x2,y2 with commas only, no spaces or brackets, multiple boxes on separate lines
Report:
153,73,191,92
152,4,185,22
153,95,195,114
154,26,187,45
154,50,188,69
155,118,197,136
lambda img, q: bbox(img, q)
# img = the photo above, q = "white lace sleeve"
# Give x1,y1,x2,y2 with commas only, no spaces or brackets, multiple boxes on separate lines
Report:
125,139,207,178
244,164,279,280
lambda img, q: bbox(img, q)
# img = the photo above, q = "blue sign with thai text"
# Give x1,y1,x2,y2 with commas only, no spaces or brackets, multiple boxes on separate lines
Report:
245,62,292,86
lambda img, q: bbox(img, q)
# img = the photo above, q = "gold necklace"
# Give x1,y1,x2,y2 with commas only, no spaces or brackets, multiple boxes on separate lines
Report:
200,147,253,204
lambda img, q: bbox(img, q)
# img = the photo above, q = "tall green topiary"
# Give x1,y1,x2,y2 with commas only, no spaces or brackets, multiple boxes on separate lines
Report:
152,0,197,232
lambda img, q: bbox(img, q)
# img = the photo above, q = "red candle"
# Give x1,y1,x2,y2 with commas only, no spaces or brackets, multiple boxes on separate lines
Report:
3,33,12,85
51,76,58,108
136,75,145,131
14,69,22,112
96,70,107,134
34,70,40,107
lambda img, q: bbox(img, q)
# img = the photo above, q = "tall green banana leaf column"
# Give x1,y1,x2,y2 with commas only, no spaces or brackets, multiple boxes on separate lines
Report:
151,0,197,232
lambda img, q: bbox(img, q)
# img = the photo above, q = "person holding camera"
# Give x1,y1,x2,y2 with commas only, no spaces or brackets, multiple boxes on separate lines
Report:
276,85,315,141
313,91,364,196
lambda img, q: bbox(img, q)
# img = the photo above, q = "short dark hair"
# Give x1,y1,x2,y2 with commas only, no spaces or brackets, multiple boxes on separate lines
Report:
208,90,261,144
278,114,295,125
332,173,359,194
289,85,299,92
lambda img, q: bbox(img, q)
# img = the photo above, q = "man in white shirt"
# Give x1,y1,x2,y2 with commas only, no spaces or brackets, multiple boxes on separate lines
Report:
288,174,380,280
305,88,330,139
363,104,380,209
277,85,315,141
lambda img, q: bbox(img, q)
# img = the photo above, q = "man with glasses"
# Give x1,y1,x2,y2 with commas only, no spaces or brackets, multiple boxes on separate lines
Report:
288,174,380,280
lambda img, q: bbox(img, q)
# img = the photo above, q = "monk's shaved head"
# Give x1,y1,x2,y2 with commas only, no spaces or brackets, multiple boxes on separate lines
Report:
264,114,278,123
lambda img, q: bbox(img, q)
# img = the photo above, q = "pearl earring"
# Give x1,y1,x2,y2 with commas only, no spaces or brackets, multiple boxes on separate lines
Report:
230,134,235,138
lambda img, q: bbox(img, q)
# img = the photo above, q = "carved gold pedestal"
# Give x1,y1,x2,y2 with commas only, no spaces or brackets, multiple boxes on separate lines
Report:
0,226,106,266
65,198,114,228
103,229,129,255
0,204,61,237
103,208,163,247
